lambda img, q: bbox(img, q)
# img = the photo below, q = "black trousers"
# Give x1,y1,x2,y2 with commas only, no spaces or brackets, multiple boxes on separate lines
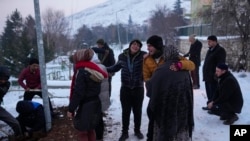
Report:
146,102,154,141
120,86,144,133
23,91,54,114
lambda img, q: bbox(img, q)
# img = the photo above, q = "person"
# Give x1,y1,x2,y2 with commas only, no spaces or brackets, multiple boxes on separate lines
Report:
184,34,203,89
107,39,146,141
207,63,243,125
67,48,108,141
92,39,116,97
143,35,195,141
16,100,46,140
148,45,194,141
18,58,55,117
202,35,226,110
0,66,23,140
91,53,111,141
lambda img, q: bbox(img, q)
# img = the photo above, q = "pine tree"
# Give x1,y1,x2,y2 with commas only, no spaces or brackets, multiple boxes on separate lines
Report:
174,0,183,15
1,9,24,77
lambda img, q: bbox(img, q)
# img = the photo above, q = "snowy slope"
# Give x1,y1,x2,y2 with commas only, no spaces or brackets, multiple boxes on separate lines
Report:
67,0,191,34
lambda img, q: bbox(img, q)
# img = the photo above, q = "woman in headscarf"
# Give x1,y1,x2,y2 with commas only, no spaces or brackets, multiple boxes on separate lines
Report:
148,45,194,141
67,48,108,141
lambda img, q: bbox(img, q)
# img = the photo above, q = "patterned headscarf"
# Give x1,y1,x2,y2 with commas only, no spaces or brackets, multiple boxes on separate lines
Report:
164,45,179,61
73,48,94,62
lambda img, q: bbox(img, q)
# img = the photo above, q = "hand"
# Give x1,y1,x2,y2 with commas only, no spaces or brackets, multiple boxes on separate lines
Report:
170,62,182,71
67,111,73,120
207,101,213,109
25,88,30,91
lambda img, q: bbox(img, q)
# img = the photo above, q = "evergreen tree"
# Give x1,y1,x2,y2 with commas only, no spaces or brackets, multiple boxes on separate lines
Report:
174,0,183,15
1,9,24,77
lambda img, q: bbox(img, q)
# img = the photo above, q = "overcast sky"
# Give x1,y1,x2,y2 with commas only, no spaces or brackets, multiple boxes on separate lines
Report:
0,0,107,33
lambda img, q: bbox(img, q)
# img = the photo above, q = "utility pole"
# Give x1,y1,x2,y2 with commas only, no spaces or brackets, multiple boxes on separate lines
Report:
33,0,52,131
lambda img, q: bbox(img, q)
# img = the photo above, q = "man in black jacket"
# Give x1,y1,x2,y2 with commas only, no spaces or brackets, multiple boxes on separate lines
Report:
202,35,226,110
184,34,202,89
16,100,46,140
92,39,116,97
207,63,243,125
0,66,23,140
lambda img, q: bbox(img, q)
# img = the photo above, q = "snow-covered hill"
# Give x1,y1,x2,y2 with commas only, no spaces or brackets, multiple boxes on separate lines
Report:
67,0,190,34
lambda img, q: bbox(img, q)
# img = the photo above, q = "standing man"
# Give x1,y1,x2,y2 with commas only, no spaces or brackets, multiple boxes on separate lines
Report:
92,39,116,97
107,39,146,141
184,34,203,89
202,35,226,110
18,58,54,116
207,63,243,125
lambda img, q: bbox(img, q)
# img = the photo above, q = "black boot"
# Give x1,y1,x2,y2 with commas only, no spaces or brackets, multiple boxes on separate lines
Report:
119,132,129,141
135,130,144,139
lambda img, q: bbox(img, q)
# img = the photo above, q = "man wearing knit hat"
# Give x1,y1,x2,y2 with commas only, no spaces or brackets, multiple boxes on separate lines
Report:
202,35,226,110
18,58,55,118
143,35,195,141
207,63,243,125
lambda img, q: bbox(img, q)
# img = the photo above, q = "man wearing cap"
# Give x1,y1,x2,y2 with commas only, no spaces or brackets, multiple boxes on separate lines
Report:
202,35,226,110
143,35,195,141
207,63,243,125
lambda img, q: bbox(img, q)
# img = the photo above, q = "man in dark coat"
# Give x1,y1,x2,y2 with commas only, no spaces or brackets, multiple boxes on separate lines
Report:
148,45,194,141
0,66,23,140
202,35,226,110
184,34,202,89
92,39,116,97
207,63,243,125
107,39,146,141
16,100,46,140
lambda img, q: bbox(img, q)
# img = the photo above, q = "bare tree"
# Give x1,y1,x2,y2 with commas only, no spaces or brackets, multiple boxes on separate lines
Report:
42,8,70,55
148,6,187,46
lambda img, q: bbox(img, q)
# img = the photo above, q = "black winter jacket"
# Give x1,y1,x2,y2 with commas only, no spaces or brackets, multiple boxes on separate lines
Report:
213,71,243,113
68,68,102,131
0,81,10,103
203,44,226,82
107,48,147,89
184,40,202,66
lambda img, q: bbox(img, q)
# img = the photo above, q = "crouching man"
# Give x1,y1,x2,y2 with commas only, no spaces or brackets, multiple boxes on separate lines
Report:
207,63,243,125
16,100,47,140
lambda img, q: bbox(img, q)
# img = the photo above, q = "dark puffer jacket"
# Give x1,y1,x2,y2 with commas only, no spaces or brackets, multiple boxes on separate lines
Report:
213,71,243,113
203,44,226,82
107,48,147,89
68,68,102,131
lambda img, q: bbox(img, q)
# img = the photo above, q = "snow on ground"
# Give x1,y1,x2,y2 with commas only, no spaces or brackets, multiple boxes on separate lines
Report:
1,43,250,141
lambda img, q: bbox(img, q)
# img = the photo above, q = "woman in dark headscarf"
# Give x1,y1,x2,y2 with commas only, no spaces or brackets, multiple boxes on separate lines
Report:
148,45,194,141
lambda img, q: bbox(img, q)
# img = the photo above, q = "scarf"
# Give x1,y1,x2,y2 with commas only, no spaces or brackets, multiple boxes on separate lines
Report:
69,61,108,100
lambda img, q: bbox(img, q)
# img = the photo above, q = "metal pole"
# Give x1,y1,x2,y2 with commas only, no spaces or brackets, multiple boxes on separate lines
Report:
33,0,52,132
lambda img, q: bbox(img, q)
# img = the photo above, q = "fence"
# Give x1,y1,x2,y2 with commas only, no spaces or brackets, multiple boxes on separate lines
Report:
176,24,213,36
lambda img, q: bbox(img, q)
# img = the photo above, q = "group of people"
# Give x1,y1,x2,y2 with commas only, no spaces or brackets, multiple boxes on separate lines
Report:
0,34,244,141
67,35,244,141
0,58,49,141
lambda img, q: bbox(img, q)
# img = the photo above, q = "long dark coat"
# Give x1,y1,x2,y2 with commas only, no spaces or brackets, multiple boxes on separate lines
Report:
203,44,226,82
213,71,243,113
148,60,194,141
